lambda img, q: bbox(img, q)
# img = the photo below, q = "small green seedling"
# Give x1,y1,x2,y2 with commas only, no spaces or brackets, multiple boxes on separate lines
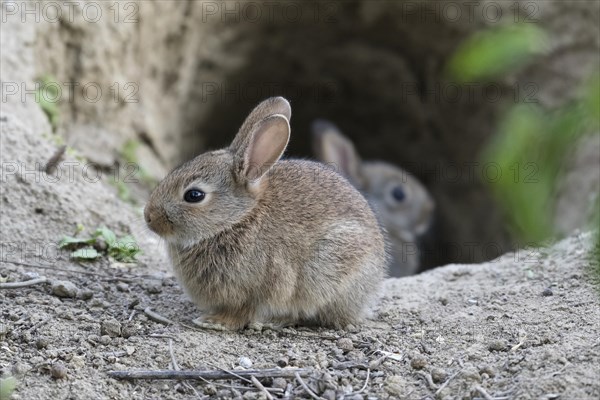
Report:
37,75,60,131
59,226,141,262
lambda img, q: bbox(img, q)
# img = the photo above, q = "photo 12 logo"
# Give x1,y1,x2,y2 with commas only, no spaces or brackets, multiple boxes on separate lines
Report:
1,1,139,24
1,81,139,105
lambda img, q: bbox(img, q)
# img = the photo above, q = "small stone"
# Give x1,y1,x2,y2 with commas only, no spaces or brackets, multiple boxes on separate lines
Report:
145,281,162,294
238,356,253,368
125,346,136,355
272,377,287,390
70,355,85,369
439,297,449,306
51,363,68,379
337,338,354,352
121,323,137,339
431,367,447,383
322,389,336,400
98,335,111,345
79,290,94,300
410,355,427,370
101,318,122,338
116,282,129,292
488,339,508,352
479,365,497,378
35,338,49,349
385,375,407,396
460,366,481,382
51,281,78,298
277,357,289,367
542,287,553,297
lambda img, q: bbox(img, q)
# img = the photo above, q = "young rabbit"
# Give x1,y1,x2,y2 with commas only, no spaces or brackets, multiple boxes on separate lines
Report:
312,120,434,277
144,97,387,330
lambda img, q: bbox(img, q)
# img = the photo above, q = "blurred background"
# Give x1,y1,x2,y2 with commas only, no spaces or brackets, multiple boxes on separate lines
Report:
2,0,599,272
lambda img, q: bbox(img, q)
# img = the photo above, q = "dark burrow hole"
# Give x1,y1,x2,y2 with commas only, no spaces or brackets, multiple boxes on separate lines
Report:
169,5,514,272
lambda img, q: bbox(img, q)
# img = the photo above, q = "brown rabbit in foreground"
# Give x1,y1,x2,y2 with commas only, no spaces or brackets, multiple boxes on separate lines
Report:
312,120,434,277
144,97,387,330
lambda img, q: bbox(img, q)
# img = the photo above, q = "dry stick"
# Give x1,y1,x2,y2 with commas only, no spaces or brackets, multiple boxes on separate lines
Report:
283,383,293,399
144,307,174,325
0,277,48,289
44,144,67,174
250,376,275,400
108,368,311,381
196,375,283,394
294,372,322,400
28,317,51,333
434,369,461,396
355,368,371,394
474,385,494,400
416,371,438,391
169,339,180,371
203,361,253,384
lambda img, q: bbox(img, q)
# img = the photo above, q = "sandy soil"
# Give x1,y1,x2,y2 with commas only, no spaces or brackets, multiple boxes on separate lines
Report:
1,111,599,399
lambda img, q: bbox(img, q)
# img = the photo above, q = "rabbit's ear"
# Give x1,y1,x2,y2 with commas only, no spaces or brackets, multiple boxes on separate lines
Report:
312,120,363,185
238,114,290,181
231,97,291,155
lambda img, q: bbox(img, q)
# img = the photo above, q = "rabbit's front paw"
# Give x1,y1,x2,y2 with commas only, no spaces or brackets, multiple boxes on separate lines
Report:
191,317,229,331
192,312,249,331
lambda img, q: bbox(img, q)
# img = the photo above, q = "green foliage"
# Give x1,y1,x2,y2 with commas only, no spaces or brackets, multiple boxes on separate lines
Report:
70,247,100,260
449,25,599,276
59,226,141,262
120,139,157,187
447,24,547,82
0,376,16,399
36,75,60,131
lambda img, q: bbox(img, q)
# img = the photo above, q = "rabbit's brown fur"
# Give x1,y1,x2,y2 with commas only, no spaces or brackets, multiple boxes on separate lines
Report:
312,120,434,277
145,97,387,330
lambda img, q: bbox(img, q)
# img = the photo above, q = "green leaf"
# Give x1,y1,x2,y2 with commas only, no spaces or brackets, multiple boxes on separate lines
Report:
70,247,100,260
58,236,95,248
447,24,547,82
0,376,16,400
94,227,117,247
109,235,141,262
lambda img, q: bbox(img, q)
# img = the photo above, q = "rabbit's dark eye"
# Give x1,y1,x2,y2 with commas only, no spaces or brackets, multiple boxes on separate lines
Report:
184,189,205,203
391,186,406,202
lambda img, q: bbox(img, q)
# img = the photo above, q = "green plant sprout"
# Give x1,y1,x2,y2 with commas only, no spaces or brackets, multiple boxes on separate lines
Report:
59,226,141,263
36,75,60,131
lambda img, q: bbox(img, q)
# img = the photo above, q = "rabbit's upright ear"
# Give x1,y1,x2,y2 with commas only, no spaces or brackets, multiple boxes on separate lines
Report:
231,97,291,154
236,114,290,181
311,120,363,186
231,97,291,181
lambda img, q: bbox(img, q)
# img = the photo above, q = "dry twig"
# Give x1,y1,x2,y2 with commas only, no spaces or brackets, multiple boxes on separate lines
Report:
294,372,322,400
474,385,494,400
144,307,174,325
251,376,274,400
108,368,311,381
0,277,48,289
355,368,371,394
434,369,461,396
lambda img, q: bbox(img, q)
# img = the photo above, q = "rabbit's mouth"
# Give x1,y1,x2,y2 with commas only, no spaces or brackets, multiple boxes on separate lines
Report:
144,206,175,237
